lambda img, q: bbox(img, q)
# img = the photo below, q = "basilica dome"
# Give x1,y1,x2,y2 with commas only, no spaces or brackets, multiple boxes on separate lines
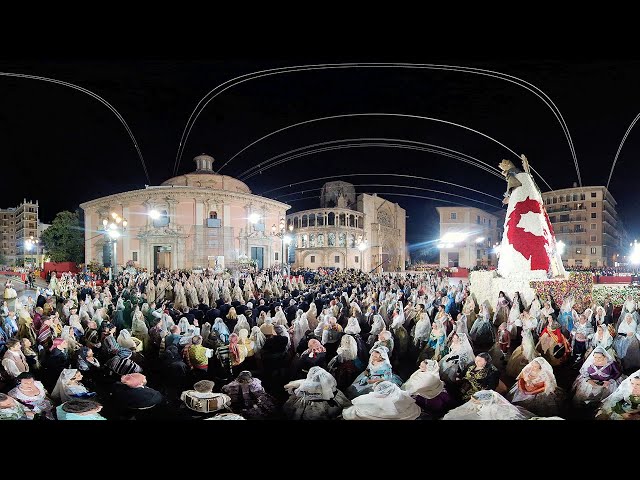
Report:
161,153,252,194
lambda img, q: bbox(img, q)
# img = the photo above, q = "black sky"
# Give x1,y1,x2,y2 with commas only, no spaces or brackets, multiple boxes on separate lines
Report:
1,57,638,260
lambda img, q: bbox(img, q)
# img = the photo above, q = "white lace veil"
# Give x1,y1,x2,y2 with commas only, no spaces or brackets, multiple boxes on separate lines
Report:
51,368,80,403
178,317,190,334
350,380,419,418
391,302,405,329
294,366,338,400
250,326,266,351
369,346,391,369
593,324,613,349
521,329,538,362
117,329,137,349
413,316,432,343
336,334,358,361
443,390,533,420
345,317,361,334
579,345,615,377
599,368,640,416
518,357,557,394
370,314,385,336
233,314,251,334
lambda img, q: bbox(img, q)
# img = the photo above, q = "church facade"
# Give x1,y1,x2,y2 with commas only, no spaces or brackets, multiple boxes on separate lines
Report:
80,154,290,272
286,182,406,272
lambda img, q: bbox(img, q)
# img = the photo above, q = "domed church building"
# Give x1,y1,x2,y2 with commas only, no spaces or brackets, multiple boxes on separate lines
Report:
80,154,290,272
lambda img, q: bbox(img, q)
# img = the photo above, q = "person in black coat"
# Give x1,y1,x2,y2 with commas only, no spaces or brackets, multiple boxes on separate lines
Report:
42,339,70,391
205,307,221,324
111,373,164,412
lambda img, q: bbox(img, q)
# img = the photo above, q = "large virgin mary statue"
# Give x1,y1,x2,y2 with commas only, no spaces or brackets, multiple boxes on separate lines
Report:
497,155,566,279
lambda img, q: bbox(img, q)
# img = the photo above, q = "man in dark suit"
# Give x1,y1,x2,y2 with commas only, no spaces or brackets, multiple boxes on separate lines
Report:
285,299,298,323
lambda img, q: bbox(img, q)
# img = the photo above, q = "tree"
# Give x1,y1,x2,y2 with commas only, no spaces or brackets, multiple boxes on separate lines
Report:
41,210,84,263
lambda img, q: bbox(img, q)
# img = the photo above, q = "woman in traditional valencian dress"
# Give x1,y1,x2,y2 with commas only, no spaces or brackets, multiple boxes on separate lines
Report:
506,328,539,379
570,313,594,363
342,380,421,421
596,370,640,420
590,324,615,359
508,357,562,417
282,367,351,420
536,316,571,367
557,295,575,337
439,332,474,384
462,294,477,332
618,294,640,328
572,346,623,407
402,359,454,417
458,352,500,402
443,390,534,420
418,319,447,363
346,346,402,399
470,302,495,349
613,313,640,371
493,291,511,327
537,301,555,337
8,372,55,420
507,292,525,348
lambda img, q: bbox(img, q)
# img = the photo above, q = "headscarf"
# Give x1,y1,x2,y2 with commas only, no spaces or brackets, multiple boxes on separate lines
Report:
517,357,558,394
304,339,326,358
121,373,146,388
598,369,640,419
51,369,86,403
294,367,338,400
369,346,391,370
344,317,361,334
250,326,266,353
443,390,533,420
116,329,135,349
233,314,251,334
178,317,190,335
213,318,230,343
579,345,615,378
229,333,241,363
370,314,385,337
336,335,358,361
343,381,421,420
402,360,445,399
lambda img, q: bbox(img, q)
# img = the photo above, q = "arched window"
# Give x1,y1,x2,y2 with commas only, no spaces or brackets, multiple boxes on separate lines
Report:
328,232,336,246
302,215,308,227
349,215,355,227
309,215,315,227
328,212,335,226
317,214,324,226
559,196,564,203
317,234,324,246
301,234,308,248
209,211,218,219
338,232,346,247
339,213,346,226
153,209,169,227
349,234,356,248
309,234,316,247
294,217,299,228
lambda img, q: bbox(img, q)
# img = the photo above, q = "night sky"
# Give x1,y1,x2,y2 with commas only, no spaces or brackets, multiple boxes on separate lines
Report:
2,58,639,261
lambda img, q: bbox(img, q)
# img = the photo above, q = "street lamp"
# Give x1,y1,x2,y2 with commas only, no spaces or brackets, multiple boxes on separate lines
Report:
24,235,40,268
102,211,127,280
270,217,288,275
356,235,368,272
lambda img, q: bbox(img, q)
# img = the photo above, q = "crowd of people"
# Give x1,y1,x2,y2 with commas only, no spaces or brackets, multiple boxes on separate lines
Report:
1,265,640,421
